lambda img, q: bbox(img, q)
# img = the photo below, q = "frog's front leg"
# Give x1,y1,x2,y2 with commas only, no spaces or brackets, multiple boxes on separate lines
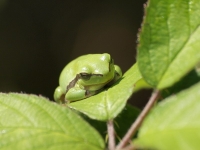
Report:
65,87,97,102
54,86,66,104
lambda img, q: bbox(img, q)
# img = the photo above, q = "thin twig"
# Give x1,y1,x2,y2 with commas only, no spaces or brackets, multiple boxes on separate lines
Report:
116,90,160,150
107,119,115,150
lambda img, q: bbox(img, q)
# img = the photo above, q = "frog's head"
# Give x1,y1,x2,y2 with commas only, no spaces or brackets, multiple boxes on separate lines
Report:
77,53,116,90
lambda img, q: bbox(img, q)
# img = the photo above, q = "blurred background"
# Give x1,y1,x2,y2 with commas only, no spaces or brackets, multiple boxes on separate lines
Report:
0,0,151,108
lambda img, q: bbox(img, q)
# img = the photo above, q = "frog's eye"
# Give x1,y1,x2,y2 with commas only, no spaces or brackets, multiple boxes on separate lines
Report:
80,73,91,80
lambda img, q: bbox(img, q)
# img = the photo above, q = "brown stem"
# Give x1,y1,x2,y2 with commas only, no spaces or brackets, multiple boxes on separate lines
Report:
116,90,160,150
107,119,115,150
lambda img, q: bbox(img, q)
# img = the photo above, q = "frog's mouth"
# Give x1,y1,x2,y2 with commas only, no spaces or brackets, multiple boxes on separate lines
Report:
66,73,114,92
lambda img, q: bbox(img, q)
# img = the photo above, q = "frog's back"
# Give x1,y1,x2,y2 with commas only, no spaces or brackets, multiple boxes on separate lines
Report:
58,53,110,89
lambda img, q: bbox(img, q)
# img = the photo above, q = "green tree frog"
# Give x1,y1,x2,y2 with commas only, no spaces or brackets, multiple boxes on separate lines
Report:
54,53,122,103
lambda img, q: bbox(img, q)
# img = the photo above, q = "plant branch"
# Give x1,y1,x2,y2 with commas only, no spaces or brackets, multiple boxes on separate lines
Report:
107,119,115,150
116,90,160,150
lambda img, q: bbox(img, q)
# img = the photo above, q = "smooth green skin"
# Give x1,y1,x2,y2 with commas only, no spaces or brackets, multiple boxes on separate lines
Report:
54,53,122,103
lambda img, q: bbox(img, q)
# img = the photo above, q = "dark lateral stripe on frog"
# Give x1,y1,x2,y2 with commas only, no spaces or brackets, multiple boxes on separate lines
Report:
66,74,80,92
66,73,103,92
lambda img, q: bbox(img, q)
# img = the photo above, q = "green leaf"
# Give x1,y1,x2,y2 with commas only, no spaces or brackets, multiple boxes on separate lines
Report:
0,93,104,150
134,82,200,150
69,63,148,121
137,0,200,89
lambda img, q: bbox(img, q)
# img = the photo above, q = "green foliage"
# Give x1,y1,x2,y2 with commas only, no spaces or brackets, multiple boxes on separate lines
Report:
1,0,200,149
134,0,200,149
134,82,200,150
0,93,104,150
137,0,200,89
